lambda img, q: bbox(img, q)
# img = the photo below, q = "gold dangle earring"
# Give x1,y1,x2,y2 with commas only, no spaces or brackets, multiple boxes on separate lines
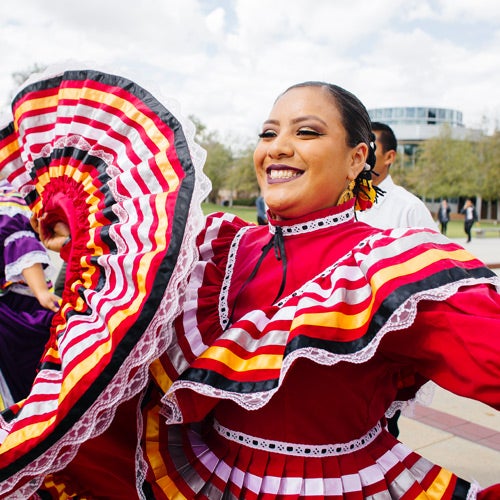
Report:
337,179,356,206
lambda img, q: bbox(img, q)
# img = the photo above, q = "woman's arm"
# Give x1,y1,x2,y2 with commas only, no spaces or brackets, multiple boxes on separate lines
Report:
381,283,500,410
21,262,60,312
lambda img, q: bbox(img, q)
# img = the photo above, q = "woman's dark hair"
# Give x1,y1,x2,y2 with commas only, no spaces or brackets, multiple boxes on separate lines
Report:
281,81,376,168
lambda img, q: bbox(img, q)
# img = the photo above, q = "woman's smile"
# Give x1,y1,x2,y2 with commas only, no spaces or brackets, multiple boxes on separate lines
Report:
266,164,304,183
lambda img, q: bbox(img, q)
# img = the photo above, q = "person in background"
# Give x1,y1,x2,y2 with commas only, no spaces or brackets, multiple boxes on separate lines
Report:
356,121,436,438
0,176,59,408
356,121,435,229
437,198,452,235
461,198,478,243
256,193,268,225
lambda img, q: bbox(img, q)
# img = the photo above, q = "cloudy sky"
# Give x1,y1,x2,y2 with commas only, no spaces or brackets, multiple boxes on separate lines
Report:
1,0,500,147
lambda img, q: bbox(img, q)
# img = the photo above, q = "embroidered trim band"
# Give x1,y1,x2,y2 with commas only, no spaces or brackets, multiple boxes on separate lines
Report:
213,419,382,457
269,207,353,236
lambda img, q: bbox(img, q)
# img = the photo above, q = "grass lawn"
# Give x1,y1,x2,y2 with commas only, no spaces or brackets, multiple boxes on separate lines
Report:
202,202,259,224
201,202,499,239
427,219,500,239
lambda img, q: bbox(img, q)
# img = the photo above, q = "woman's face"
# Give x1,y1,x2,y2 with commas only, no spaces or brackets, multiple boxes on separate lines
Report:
253,86,367,220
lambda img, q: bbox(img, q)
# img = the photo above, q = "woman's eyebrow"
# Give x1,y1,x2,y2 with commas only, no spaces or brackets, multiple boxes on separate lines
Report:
291,115,328,126
262,116,328,127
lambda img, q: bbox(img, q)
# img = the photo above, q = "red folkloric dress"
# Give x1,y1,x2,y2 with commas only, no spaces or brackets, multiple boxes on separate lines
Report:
1,69,499,499
138,202,500,499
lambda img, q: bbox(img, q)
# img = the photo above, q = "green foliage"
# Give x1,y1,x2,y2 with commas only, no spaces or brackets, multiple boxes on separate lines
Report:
190,116,259,203
406,125,499,200
479,132,500,200
226,144,259,198
190,115,234,203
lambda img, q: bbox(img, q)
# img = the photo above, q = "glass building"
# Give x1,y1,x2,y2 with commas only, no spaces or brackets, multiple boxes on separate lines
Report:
369,106,463,128
367,106,481,168
367,107,497,220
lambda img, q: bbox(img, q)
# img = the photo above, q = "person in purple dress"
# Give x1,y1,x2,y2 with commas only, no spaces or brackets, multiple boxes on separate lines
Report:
0,176,60,408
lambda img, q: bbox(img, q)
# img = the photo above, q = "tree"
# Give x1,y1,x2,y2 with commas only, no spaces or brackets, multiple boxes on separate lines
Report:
190,115,234,203
226,144,259,200
479,131,500,200
406,126,479,198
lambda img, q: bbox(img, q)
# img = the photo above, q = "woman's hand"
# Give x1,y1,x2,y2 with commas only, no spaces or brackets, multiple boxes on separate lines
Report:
21,263,61,312
34,288,61,312
42,221,71,253
31,213,71,253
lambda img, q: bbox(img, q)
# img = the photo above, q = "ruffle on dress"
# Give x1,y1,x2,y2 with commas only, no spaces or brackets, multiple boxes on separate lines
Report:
159,213,500,424
144,414,478,499
0,67,210,498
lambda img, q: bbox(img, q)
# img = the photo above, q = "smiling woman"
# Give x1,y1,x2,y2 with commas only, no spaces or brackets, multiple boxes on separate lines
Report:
0,70,499,499
254,83,373,219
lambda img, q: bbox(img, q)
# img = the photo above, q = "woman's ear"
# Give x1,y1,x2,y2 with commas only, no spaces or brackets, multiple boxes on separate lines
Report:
348,142,368,180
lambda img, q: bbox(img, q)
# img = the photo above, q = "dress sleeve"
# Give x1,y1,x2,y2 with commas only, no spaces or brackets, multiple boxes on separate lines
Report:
154,212,249,384
2,208,51,284
381,283,500,410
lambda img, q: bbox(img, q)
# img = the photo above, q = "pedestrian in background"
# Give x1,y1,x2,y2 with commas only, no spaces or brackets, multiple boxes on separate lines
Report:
356,121,436,438
438,198,452,235
461,198,478,243
256,193,268,225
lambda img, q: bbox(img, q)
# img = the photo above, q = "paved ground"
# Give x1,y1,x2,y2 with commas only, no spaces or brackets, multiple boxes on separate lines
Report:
455,235,500,271
46,236,500,488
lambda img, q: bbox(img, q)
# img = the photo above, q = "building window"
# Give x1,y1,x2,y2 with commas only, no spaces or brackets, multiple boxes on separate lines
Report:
406,107,415,118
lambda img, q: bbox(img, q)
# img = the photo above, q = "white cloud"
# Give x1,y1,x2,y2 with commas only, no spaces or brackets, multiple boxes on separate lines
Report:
205,7,226,34
404,1,438,21
0,0,499,142
437,0,500,22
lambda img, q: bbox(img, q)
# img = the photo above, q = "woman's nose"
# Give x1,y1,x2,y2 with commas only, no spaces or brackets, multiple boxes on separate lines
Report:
268,134,293,158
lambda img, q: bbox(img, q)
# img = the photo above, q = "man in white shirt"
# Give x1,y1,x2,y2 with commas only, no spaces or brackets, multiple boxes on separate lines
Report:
356,122,436,439
357,122,436,229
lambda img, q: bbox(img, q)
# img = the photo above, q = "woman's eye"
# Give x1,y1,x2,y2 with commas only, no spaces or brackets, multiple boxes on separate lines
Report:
258,130,277,139
297,128,322,136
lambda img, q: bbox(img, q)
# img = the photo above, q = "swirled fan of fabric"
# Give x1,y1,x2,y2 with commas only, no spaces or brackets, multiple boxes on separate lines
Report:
0,68,210,497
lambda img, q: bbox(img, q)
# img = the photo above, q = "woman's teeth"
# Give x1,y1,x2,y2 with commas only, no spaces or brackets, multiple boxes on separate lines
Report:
269,169,301,179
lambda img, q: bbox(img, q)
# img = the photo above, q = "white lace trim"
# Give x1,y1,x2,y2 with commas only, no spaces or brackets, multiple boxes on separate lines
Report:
219,226,252,329
213,419,382,457
5,251,52,284
269,207,353,236
281,276,500,372
385,381,437,418
39,135,116,173
162,274,499,422
4,230,38,245
269,209,354,236
0,66,212,499
468,481,481,500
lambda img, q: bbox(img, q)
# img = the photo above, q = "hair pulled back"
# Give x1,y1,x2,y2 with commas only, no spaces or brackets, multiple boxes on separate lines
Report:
281,81,376,169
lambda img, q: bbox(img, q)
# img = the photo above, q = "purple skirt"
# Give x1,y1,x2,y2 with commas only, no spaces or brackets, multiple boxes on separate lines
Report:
0,292,54,403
